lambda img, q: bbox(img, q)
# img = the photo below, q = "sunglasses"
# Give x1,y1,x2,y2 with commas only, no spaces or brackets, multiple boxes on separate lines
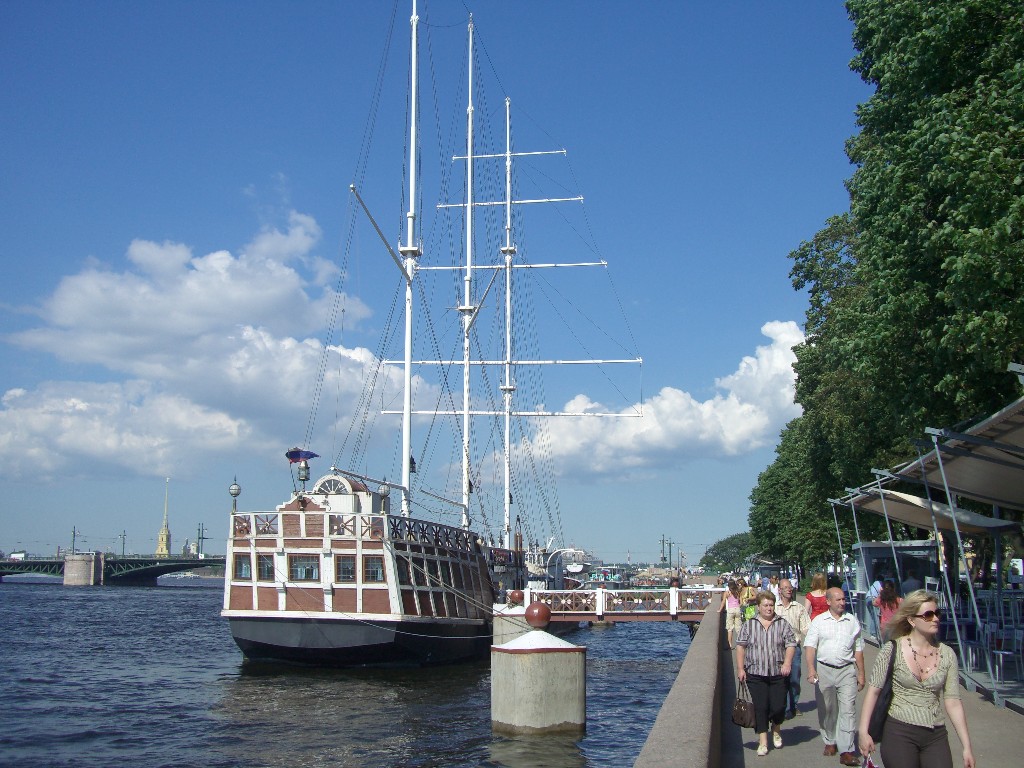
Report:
913,610,943,621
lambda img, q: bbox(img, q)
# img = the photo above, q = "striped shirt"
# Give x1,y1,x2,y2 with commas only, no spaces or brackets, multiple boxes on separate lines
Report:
869,640,959,727
804,610,864,666
736,615,797,677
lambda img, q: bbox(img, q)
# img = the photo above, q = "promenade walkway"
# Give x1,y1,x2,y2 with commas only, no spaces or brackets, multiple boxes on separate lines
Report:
719,641,1021,767
635,596,1022,768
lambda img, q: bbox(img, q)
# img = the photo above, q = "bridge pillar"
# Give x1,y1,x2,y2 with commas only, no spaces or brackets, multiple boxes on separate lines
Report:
64,552,104,586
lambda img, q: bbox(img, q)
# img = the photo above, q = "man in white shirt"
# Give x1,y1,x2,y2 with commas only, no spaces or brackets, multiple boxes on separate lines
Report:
804,587,865,766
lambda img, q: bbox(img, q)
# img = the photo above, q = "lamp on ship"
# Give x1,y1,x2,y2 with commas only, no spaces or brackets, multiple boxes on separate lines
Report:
229,477,241,513
297,460,310,483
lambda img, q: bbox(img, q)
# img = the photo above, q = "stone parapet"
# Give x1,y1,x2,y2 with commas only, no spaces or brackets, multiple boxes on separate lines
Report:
634,595,722,768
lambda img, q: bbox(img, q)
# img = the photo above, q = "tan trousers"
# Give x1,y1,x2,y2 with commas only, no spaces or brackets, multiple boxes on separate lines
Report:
814,662,857,753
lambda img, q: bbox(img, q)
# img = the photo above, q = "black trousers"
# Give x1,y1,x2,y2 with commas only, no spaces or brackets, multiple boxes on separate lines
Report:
880,718,953,768
746,673,788,734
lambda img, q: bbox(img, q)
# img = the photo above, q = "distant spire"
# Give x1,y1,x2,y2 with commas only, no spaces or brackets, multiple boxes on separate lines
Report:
155,477,172,559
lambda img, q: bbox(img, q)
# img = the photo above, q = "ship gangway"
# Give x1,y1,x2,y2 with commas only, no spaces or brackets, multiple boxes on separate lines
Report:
524,586,724,624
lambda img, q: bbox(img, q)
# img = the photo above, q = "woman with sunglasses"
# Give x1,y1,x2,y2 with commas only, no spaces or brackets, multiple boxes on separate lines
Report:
857,590,975,768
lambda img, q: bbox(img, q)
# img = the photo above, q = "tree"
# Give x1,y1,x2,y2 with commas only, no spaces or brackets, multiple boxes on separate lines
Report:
750,1,1024,561
843,0,1024,428
699,532,757,574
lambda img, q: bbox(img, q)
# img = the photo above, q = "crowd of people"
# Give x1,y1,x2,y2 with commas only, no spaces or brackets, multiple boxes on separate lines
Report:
724,572,975,767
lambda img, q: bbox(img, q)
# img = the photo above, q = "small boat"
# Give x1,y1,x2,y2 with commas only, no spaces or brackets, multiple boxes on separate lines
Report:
221,2,638,667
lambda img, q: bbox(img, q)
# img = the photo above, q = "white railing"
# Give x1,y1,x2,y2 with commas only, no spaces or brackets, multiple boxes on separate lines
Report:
526,587,725,619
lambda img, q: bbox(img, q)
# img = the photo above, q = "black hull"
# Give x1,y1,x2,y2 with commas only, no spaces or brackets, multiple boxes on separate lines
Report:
228,616,492,668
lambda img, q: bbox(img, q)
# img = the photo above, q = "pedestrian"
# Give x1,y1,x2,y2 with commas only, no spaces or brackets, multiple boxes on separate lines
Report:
738,577,759,620
735,591,797,756
901,568,923,595
719,578,743,649
804,571,829,620
775,578,810,719
804,587,865,766
873,579,902,639
857,590,975,768
768,575,781,601
866,573,883,639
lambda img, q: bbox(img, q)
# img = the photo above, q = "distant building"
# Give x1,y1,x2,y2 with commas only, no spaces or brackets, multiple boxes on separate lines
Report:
155,478,172,559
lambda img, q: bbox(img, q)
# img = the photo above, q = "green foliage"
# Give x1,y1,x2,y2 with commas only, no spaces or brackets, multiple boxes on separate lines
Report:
844,0,1024,426
699,532,757,574
749,1,1024,568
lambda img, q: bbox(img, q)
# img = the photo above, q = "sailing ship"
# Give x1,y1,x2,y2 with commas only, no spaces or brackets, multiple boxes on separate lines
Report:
221,2,639,666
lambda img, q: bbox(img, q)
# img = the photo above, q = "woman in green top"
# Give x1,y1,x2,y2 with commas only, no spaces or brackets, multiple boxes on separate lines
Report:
857,590,975,768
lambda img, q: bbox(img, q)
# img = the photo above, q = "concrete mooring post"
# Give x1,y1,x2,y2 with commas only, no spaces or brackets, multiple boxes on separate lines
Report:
491,602,586,734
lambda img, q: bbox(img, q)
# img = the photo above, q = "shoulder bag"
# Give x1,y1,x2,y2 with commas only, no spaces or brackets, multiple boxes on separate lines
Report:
731,679,756,729
867,641,897,741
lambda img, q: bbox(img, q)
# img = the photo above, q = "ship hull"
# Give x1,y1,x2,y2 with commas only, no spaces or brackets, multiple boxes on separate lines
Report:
227,615,491,667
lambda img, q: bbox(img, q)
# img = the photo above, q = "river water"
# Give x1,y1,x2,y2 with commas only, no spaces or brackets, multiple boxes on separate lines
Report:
0,578,690,767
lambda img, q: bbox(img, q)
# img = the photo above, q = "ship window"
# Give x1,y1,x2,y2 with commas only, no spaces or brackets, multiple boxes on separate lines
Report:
233,554,252,580
396,558,411,585
411,558,426,586
336,554,356,582
364,555,385,583
289,555,319,581
257,554,274,581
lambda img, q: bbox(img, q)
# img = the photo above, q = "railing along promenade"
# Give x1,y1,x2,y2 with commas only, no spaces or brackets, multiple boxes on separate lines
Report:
0,553,225,585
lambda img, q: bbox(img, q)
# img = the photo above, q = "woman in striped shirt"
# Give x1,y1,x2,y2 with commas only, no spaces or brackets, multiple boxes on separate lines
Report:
736,591,798,756
857,590,975,768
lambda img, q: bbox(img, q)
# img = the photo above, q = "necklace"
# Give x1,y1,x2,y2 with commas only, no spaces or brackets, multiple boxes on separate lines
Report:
907,637,939,680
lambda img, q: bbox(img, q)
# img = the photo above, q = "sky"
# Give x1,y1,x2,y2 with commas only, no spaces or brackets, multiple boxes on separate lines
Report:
0,1,873,565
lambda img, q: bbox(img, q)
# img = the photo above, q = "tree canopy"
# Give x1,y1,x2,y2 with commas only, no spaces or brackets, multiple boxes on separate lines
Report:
748,0,1024,570
699,532,757,574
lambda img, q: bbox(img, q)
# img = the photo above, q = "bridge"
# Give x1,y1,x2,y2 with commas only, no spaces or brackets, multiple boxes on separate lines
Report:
0,553,225,586
527,586,720,623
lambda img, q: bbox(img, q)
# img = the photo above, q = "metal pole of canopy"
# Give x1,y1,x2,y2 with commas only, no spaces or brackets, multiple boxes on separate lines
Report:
827,501,854,596
909,444,967,679
926,430,1001,705
871,471,904,586
845,494,867,600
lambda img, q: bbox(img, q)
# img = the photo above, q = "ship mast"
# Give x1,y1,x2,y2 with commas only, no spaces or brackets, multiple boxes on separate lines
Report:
398,0,422,517
500,97,516,548
458,15,476,529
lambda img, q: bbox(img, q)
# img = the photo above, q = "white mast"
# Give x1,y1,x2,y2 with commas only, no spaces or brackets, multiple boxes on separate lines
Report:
459,14,475,529
397,0,422,517
500,97,516,548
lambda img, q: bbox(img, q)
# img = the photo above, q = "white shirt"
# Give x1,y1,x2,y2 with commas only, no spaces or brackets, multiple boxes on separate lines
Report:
804,610,864,666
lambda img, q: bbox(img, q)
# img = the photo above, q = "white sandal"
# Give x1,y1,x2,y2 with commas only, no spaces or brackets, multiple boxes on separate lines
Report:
757,744,769,756
773,731,783,748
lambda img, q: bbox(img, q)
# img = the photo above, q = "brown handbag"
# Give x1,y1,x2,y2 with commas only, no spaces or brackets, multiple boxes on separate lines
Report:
731,679,756,728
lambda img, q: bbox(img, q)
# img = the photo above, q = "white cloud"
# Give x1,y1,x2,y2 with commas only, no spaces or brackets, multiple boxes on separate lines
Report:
0,209,804,488
0,381,251,479
523,320,804,476
0,211,381,480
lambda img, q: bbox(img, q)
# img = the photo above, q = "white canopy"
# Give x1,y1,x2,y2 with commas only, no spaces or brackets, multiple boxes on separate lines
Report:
849,488,1018,536
898,394,1024,511
845,394,1024,535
